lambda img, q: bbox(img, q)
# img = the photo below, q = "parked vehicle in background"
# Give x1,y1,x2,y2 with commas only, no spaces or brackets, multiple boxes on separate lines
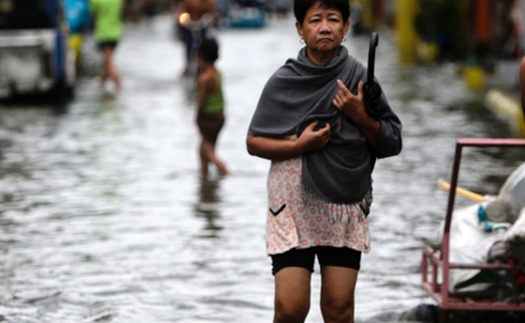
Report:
265,0,291,18
225,0,265,28
0,0,76,99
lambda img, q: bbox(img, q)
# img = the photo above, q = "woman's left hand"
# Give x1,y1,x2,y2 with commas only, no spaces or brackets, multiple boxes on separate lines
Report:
333,79,381,150
333,79,367,122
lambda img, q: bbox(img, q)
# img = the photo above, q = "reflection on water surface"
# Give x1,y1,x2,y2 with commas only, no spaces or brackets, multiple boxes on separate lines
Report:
0,13,524,323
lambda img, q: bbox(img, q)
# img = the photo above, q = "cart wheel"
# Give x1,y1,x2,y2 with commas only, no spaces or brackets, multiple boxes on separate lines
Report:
438,308,448,323
414,304,439,322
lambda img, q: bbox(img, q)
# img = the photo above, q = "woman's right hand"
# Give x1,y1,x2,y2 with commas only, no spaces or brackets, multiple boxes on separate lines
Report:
296,120,331,154
246,121,331,161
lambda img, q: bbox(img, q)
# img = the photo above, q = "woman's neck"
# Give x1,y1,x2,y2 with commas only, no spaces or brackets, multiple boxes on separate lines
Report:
305,47,340,66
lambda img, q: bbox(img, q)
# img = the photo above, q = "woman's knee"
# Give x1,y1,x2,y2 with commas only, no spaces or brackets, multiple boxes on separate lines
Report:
274,299,309,323
273,266,312,322
320,295,355,323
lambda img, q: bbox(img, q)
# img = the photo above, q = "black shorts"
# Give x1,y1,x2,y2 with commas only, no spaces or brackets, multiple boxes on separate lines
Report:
97,41,119,51
271,246,361,276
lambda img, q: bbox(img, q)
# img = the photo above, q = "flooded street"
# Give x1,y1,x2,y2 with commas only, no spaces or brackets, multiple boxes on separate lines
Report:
1,13,525,323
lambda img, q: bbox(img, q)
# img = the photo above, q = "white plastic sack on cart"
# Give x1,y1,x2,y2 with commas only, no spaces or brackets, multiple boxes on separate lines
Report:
444,162,525,294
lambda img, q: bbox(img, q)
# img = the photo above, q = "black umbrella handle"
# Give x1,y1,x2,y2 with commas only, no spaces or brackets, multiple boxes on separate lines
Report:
367,32,379,85
364,32,385,117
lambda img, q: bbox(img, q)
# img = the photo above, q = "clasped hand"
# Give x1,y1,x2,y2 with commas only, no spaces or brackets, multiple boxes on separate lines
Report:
296,120,331,154
297,80,368,154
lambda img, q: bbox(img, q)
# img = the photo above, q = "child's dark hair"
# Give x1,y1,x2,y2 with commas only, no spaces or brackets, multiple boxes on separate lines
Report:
198,38,219,63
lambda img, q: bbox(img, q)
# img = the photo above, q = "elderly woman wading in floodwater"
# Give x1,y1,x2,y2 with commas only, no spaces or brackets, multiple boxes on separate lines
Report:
246,0,403,322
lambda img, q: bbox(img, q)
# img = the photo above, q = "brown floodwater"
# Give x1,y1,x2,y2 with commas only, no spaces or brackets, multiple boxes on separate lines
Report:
0,13,524,323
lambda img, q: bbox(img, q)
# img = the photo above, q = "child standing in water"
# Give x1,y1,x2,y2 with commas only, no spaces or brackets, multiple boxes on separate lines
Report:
196,38,228,179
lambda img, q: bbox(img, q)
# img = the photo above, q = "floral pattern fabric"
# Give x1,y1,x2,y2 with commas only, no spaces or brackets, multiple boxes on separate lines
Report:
266,157,371,256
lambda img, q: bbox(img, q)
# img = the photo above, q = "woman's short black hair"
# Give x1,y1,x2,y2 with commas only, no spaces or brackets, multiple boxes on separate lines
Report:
294,0,350,26
198,38,219,63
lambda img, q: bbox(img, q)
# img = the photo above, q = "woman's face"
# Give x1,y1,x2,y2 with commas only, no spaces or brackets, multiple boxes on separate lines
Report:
295,2,349,59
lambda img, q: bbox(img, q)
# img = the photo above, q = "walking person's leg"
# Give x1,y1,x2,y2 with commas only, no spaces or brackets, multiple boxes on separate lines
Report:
105,46,121,90
272,248,316,323
200,139,228,177
317,247,361,323
180,27,192,76
99,46,110,87
274,267,311,323
197,113,228,177
199,138,210,178
319,266,359,323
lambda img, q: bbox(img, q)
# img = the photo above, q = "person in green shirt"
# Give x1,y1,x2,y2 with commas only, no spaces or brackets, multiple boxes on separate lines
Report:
90,0,124,91
196,38,228,179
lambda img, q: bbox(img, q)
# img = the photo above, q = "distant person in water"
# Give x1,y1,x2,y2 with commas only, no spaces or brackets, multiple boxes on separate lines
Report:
196,38,228,178
173,0,219,76
90,0,124,91
64,0,91,69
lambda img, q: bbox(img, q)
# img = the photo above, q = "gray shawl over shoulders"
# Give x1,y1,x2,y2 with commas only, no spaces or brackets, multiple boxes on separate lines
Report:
248,46,402,204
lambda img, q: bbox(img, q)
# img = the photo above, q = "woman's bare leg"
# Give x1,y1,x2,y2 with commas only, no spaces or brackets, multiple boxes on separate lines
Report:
274,267,311,323
320,266,359,323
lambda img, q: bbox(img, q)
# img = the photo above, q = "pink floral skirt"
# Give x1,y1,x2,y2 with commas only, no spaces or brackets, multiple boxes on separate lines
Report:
266,157,371,256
